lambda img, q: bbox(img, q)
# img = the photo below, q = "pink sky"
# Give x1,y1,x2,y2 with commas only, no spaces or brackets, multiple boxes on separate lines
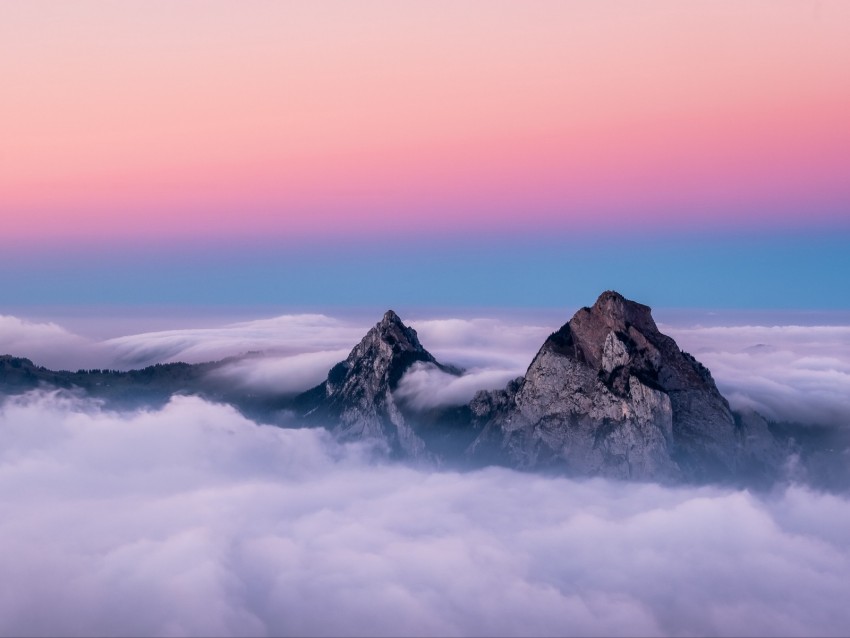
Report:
2,1,849,242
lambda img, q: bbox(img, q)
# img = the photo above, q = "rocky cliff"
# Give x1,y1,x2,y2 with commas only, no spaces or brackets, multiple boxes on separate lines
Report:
467,291,781,482
294,310,459,457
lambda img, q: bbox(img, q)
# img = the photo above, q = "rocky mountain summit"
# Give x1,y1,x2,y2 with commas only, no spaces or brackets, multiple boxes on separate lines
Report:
294,310,459,457
468,291,781,482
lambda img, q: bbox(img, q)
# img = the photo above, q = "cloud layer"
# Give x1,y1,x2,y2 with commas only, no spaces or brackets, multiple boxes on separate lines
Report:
2,391,850,637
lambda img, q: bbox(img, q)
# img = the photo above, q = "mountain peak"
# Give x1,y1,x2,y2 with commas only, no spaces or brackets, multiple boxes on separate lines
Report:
541,291,657,368
588,290,657,334
485,290,740,480
381,309,402,325
370,309,424,354
294,309,454,457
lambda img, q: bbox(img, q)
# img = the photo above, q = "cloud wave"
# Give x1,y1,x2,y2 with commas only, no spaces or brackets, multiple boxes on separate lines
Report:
210,349,352,395
102,314,368,368
394,361,520,410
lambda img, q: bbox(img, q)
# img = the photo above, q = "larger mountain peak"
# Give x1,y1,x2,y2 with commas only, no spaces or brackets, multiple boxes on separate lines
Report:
543,291,660,369
589,290,657,332
470,290,752,481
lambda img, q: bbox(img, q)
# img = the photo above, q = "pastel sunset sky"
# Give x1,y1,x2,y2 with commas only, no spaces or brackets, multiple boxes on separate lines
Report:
1,1,848,310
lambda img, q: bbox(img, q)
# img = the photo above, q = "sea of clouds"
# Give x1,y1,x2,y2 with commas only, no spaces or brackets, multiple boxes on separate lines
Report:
2,390,850,637
2,310,850,636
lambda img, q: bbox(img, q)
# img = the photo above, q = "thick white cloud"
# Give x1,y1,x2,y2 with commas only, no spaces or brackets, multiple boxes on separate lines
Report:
409,316,550,371
394,361,519,410
210,349,351,395
1,392,850,637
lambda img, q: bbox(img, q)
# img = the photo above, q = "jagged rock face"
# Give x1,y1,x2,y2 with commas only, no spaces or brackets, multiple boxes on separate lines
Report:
297,310,445,458
469,291,745,481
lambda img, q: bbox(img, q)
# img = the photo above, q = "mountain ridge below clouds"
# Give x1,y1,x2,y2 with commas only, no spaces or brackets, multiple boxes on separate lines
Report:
1,291,847,489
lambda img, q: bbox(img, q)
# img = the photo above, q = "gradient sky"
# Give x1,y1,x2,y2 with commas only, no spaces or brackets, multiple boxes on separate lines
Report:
1,1,848,309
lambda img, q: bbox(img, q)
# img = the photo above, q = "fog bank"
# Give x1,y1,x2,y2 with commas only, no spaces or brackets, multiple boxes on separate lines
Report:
1,392,849,637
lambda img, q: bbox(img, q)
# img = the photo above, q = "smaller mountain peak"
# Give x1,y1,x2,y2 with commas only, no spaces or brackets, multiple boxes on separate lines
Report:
294,305,453,456
368,310,424,355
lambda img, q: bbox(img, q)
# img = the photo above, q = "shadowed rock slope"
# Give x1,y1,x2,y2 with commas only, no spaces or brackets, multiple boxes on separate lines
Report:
468,291,782,482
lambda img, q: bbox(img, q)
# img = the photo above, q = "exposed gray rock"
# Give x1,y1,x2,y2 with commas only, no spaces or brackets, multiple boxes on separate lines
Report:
467,291,779,482
294,310,457,458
